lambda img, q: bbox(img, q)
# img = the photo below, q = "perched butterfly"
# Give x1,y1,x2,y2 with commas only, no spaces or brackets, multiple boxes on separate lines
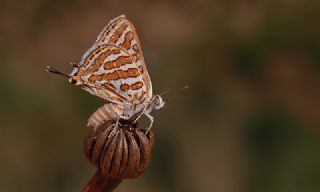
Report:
47,15,165,132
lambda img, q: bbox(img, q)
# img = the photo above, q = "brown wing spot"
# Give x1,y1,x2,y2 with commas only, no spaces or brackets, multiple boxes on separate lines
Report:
110,23,128,44
104,56,132,70
123,42,131,50
75,67,85,77
83,59,102,76
88,75,102,83
120,83,129,91
88,53,95,61
112,49,121,54
83,47,126,76
99,19,122,42
132,44,140,55
104,83,116,92
95,48,102,55
103,71,118,80
82,47,113,74
130,81,144,90
102,68,140,81
126,31,134,41
121,31,134,50
138,91,146,101
127,68,140,77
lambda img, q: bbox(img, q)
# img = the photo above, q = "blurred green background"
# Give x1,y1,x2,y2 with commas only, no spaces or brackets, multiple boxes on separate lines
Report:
1,0,319,191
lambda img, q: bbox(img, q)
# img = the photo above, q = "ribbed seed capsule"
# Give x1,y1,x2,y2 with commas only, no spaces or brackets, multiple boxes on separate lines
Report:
84,120,155,186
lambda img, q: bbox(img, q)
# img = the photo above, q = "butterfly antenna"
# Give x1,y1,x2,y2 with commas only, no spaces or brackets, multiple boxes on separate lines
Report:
179,85,189,90
45,66,70,78
160,85,189,103
160,90,171,96
159,85,189,96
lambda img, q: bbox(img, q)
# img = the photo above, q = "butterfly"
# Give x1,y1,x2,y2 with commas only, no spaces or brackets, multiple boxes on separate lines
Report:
46,15,165,132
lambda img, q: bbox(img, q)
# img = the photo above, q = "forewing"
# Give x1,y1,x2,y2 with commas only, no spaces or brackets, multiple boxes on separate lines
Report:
71,43,147,105
95,15,153,101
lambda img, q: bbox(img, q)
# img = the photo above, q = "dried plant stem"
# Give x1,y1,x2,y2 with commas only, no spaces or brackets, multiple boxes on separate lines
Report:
83,171,122,192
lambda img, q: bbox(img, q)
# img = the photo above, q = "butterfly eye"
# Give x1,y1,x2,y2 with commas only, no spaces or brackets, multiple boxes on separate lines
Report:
153,97,161,106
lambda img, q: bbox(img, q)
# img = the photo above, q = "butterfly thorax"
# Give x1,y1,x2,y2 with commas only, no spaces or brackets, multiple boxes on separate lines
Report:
121,94,165,120
122,97,151,117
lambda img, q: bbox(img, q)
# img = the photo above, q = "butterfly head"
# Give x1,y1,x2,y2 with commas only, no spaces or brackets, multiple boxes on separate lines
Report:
152,95,165,110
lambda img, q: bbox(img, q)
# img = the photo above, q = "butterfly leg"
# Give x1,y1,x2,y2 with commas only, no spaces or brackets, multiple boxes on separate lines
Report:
132,107,147,124
107,118,120,138
144,113,154,135
107,115,131,138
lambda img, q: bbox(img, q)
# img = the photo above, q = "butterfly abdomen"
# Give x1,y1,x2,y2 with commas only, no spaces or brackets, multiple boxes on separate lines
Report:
87,103,124,128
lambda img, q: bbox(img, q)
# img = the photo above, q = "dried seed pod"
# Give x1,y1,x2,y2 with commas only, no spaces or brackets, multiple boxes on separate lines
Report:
83,121,155,192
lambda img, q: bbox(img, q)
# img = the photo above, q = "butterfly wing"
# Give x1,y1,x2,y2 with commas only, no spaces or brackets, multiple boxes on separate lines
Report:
71,43,147,105
95,15,153,103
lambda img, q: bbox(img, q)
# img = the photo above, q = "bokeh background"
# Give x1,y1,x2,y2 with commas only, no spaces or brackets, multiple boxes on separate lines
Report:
1,0,319,191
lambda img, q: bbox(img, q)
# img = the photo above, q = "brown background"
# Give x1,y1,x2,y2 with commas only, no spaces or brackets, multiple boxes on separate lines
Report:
0,0,319,191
